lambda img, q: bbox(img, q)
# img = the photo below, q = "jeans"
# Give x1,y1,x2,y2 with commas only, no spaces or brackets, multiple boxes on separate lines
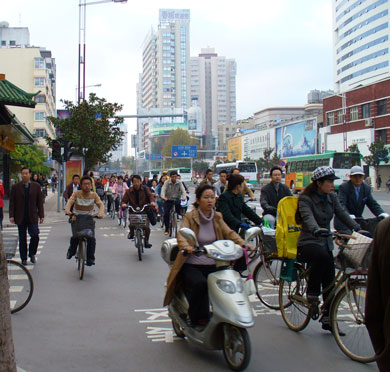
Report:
163,200,181,232
181,264,217,324
18,222,40,261
107,194,113,213
297,244,335,311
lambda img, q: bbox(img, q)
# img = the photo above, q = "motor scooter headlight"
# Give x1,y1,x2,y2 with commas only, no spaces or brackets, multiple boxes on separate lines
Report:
216,279,236,294
236,279,244,293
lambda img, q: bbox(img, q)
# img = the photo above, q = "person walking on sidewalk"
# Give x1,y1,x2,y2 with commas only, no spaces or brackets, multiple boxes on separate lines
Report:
9,167,44,265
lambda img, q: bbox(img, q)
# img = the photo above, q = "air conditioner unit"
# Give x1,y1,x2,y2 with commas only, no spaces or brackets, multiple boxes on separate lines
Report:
365,118,374,127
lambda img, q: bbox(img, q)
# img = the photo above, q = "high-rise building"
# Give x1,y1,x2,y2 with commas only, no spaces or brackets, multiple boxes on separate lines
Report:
110,122,128,161
0,23,56,150
190,48,237,148
333,0,390,92
141,9,190,110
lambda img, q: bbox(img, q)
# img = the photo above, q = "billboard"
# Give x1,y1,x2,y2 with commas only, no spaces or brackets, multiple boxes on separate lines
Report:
227,136,242,161
149,122,188,136
159,9,190,23
276,119,317,158
242,129,275,160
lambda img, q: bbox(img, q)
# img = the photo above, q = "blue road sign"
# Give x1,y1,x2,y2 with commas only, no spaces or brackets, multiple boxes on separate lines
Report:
171,145,197,158
146,154,163,160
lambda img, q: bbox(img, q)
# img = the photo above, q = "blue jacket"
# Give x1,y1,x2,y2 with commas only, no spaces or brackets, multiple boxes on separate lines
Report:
334,181,383,231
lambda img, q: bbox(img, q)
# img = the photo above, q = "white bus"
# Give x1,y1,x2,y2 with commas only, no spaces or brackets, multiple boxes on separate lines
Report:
168,167,192,183
216,161,259,185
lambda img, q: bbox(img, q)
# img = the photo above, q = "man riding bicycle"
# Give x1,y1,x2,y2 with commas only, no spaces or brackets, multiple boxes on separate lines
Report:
121,174,155,248
161,170,187,236
65,176,104,266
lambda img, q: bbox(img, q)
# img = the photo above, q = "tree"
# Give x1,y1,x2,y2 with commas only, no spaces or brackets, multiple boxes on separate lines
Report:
347,143,360,153
0,235,17,372
10,144,50,180
193,161,210,176
121,156,135,172
256,147,280,173
161,129,197,168
47,93,125,170
363,139,389,175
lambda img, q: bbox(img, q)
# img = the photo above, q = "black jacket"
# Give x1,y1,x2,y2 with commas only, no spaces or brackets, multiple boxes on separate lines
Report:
334,181,383,232
216,189,262,232
260,182,292,217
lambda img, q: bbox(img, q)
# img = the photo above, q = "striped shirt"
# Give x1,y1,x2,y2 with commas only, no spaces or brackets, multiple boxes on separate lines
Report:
65,190,104,216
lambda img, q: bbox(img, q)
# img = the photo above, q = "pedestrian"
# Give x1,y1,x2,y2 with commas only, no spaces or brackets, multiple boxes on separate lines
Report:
9,167,44,265
0,179,4,230
64,174,80,202
366,217,390,372
376,174,382,190
95,177,105,201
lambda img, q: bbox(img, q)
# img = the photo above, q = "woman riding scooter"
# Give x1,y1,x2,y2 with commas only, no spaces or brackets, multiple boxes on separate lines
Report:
163,184,253,327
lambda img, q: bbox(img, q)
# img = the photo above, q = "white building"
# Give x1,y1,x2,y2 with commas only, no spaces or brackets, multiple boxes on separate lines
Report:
333,0,390,92
110,122,128,161
0,21,29,48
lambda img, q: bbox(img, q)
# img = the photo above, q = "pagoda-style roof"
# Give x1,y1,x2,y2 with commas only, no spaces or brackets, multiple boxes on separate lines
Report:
0,74,40,108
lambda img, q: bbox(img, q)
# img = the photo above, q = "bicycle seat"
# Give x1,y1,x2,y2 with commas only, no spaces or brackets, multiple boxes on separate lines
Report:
76,229,94,238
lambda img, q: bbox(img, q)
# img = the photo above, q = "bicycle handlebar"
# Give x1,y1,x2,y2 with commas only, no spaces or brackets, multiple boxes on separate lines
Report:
127,204,151,213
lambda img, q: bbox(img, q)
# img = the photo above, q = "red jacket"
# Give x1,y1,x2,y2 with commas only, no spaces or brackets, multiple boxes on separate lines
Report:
0,184,4,208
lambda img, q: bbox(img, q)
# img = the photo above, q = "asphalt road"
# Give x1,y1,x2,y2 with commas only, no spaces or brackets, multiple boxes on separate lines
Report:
8,188,384,372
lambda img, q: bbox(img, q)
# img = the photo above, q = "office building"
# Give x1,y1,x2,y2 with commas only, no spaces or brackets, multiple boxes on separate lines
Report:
333,0,390,92
0,21,29,48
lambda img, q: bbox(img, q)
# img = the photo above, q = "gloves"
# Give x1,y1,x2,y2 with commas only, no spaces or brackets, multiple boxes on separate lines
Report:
349,214,356,219
379,213,389,218
240,222,250,230
357,230,372,238
313,228,330,238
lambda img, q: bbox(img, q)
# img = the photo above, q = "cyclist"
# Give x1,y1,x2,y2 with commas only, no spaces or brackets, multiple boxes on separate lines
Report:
121,174,154,248
65,176,104,266
334,165,389,233
198,169,216,188
260,166,292,228
214,170,228,197
104,175,116,215
112,175,129,213
224,168,256,201
161,170,187,236
296,166,362,332
155,174,167,224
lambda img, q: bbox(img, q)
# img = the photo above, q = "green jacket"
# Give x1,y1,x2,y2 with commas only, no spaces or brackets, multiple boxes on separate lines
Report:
216,189,262,232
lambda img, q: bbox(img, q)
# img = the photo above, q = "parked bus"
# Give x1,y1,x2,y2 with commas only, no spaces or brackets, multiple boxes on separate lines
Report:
216,161,259,185
285,151,362,193
143,170,161,179
167,167,192,183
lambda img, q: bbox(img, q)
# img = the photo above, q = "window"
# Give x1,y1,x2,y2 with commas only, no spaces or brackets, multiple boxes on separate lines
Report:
327,112,335,126
308,160,316,171
295,161,303,172
337,110,344,123
34,58,45,69
377,99,387,116
34,95,46,103
34,112,46,121
377,129,387,142
1,41,5,46
34,129,47,138
362,103,371,119
350,106,358,121
34,77,45,86
9,40,15,46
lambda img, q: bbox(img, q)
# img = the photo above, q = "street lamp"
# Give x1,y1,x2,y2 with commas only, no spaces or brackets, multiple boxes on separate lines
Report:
75,83,102,103
78,0,127,104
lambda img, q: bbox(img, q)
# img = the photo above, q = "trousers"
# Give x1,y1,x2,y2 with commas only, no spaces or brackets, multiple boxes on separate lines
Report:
163,200,181,232
69,220,96,260
18,221,40,261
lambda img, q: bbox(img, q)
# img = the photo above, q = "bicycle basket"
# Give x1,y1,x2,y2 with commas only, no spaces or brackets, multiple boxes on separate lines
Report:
339,231,373,269
128,213,148,228
74,215,95,238
260,226,277,253
2,233,18,259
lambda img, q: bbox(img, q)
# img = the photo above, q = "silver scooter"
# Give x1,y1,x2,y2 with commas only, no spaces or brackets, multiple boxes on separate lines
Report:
162,226,262,371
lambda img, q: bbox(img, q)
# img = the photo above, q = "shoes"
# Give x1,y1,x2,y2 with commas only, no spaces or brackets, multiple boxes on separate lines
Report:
66,250,74,260
164,231,169,236
320,316,346,336
30,255,36,264
145,243,152,248
127,232,134,240
86,259,95,266
21,260,28,266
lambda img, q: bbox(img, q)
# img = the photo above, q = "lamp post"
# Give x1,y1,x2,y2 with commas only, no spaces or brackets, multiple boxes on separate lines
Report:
78,0,127,104
75,83,102,103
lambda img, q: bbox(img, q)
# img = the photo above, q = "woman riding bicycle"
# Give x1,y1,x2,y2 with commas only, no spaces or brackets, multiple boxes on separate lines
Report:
112,176,129,212
296,166,361,332
163,184,251,328
155,174,167,223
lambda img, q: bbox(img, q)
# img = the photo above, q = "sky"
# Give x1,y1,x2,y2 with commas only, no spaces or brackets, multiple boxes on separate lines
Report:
2,0,334,138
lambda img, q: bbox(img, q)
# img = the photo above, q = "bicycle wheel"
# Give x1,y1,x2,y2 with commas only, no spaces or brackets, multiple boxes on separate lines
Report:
77,240,85,280
172,213,178,238
330,281,375,363
135,229,143,261
7,260,34,314
253,256,284,310
279,265,311,332
222,324,251,371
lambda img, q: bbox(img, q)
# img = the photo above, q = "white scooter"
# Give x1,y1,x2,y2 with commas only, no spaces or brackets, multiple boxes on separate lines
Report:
161,226,262,371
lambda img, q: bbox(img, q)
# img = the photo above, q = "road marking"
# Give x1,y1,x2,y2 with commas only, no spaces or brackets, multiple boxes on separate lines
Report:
9,286,23,293
103,233,125,238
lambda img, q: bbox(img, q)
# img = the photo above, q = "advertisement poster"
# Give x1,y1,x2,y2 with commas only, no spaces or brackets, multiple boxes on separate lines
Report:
276,119,317,158
227,136,242,161
66,159,83,185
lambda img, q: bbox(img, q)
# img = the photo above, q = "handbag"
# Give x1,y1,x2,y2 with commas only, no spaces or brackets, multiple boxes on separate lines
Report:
146,207,157,226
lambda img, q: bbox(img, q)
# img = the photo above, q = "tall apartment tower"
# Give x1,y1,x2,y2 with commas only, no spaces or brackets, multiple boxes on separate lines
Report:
141,9,190,110
190,48,237,147
333,0,390,92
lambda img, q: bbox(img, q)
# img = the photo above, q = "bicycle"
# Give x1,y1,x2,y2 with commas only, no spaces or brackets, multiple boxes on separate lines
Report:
166,198,180,238
128,204,150,261
278,232,375,363
117,195,127,228
3,233,34,313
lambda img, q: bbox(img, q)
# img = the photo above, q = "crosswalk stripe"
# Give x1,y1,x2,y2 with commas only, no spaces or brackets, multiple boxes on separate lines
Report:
9,286,23,293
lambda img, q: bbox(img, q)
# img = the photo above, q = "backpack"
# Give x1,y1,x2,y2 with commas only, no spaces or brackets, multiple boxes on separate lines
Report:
275,196,302,259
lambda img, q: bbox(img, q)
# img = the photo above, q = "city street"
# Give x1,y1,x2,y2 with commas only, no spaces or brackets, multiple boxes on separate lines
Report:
7,188,386,372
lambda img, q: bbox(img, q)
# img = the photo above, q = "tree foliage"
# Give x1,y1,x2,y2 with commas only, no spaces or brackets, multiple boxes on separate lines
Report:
121,156,135,172
47,93,125,170
256,148,280,172
363,139,389,174
347,143,360,153
193,160,210,175
10,144,50,178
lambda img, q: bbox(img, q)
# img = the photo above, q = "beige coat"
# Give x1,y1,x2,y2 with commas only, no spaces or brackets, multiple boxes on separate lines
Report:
163,208,245,306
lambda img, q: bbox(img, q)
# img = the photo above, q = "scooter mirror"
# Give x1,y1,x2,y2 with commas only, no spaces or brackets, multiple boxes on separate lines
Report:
179,228,199,247
245,226,262,243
